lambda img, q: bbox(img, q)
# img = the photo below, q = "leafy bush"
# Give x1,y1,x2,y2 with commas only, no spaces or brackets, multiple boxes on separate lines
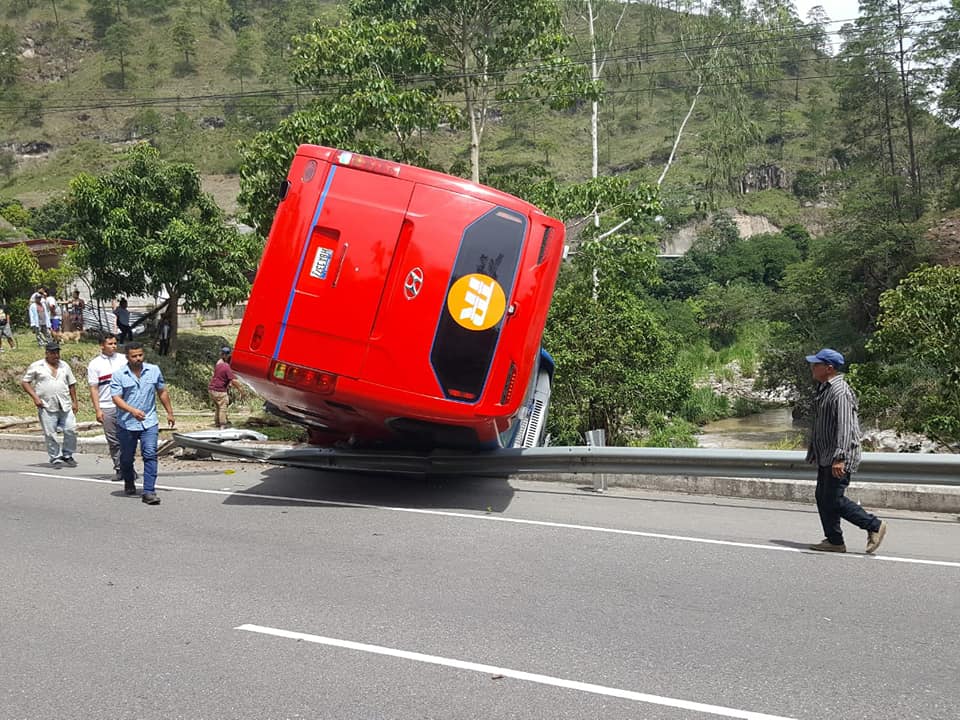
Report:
0,242,40,306
680,387,730,424
792,169,821,199
0,198,29,228
852,265,960,443
544,268,693,446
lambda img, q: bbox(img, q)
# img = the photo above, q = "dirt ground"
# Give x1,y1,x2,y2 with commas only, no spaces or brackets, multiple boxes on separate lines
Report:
927,214,960,266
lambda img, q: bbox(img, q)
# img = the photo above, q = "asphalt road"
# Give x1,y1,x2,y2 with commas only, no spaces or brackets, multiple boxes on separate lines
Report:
1,448,958,720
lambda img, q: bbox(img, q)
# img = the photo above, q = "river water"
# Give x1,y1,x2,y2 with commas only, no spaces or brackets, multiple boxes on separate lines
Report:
697,406,804,449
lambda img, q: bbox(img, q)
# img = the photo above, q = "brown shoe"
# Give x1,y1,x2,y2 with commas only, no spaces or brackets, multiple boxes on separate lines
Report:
866,520,887,554
809,539,847,553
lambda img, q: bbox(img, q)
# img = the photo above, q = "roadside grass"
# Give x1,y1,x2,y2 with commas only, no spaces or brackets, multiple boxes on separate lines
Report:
0,326,303,441
677,321,780,426
765,433,805,450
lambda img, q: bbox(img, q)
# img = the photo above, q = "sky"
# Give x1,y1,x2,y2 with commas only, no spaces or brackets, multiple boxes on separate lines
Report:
794,0,862,54
795,0,861,26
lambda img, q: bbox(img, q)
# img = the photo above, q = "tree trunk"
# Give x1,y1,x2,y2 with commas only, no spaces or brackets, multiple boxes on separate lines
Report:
168,293,180,358
588,0,599,181
882,79,901,214
895,0,921,215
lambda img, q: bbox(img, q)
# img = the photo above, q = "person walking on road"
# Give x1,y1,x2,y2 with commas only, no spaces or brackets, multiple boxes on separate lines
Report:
208,346,244,429
20,341,79,468
805,348,887,554
87,334,128,481
110,342,175,505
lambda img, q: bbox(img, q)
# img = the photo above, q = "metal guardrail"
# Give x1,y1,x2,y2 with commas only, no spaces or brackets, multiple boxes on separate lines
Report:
172,432,960,486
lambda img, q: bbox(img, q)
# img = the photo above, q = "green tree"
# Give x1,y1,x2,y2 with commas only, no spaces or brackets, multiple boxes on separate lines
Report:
87,0,117,39
853,265,960,444
238,17,459,232
171,14,197,68
227,0,251,33
660,2,792,195
792,169,821,200
544,268,694,446
0,243,41,308
566,0,632,179
0,150,15,179
354,0,590,183
837,0,928,217
103,20,134,88
0,25,18,88
226,27,258,92
694,281,771,347
0,198,30,228
69,144,261,355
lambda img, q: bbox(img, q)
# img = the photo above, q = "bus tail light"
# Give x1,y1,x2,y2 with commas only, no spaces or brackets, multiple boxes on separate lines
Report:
270,361,337,394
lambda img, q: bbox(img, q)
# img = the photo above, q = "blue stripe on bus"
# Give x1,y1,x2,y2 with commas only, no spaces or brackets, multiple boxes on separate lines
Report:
273,165,338,360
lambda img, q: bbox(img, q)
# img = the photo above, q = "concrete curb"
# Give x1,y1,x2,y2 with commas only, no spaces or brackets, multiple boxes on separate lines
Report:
526,473,960,514
1,433,112,455
3,433,958,513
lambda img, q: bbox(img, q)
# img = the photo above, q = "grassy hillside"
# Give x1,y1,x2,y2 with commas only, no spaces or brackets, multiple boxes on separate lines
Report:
1,0,840,229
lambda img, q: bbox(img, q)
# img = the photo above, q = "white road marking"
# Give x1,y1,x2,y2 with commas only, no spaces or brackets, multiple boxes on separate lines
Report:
236,623,798,720
18,471,960,568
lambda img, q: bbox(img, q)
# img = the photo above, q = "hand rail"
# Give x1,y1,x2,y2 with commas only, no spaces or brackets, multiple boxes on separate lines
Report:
173,433,960,485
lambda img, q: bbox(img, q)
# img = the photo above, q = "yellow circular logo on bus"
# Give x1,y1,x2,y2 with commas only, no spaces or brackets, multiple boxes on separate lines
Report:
446,273,506,332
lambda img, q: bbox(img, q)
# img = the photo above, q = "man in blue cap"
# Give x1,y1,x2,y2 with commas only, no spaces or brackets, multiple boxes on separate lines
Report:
805,348,887,554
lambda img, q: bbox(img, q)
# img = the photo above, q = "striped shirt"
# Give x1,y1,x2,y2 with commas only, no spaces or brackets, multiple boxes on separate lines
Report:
87,352,128,409
806,374,862,472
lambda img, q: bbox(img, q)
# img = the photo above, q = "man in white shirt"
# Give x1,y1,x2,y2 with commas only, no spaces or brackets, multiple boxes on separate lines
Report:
28,293,50,347
20,342,78,468
87,333,128,481
45,291,62,339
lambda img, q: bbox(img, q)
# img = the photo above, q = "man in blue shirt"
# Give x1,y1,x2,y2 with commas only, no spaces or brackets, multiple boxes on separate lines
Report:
110,342,175,505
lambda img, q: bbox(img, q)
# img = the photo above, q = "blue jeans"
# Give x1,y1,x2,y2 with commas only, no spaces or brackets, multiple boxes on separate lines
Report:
118,424,158,493
38,408,77,462
815,465,881,545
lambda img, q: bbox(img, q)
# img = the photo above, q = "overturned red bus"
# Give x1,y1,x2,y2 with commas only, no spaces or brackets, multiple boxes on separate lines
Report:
232,145,565,450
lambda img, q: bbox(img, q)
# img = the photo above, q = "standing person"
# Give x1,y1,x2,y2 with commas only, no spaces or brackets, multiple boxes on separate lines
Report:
110,342,175,505
0,300,16,351
805,348,887,554
19,342,78,468
208,345,244,429
114,298,132,343
87,334,128,481
45,290,62,341
67,289,86,332
156,315,171,356
28,293,50,347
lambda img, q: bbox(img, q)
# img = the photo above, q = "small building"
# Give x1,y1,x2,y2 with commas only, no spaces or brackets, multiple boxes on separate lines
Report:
0,237,77,271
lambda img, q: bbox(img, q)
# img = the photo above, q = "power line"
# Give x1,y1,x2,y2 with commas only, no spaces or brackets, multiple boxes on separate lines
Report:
0,6,951,118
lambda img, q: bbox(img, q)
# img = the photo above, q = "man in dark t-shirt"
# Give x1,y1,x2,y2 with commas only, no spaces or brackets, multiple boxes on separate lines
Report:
208,346,244,428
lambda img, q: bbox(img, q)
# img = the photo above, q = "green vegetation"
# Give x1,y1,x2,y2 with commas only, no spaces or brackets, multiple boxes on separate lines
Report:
0,326,304,440
0,0,958,447
69,144,262,353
